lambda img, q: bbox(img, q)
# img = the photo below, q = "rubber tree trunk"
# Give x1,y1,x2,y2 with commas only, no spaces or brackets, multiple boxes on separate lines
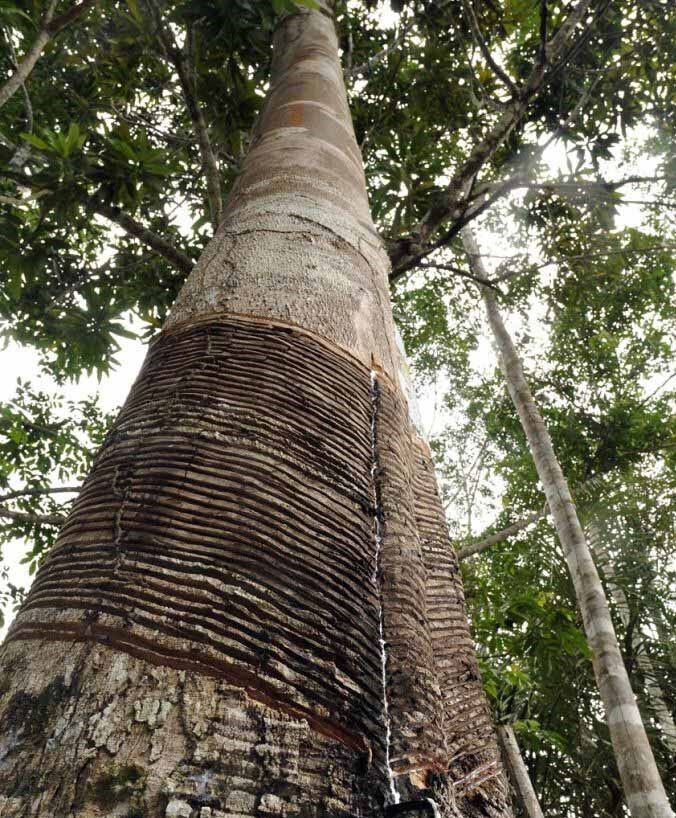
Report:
0,7,510,817
496,727,543,818
461,226,674,818
586,522,676,754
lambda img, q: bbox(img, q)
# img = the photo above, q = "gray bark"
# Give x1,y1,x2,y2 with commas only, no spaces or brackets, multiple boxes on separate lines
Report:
496,726,544,818
462,226,674,818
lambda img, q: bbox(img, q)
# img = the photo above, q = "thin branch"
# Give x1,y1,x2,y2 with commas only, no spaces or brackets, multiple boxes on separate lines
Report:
45,0,96,34
457,508,547,560
467,173,665,221
637,372,676,407
388,0,597,276
144,0,222,230
0,0,96,109
0,486,79,502
87,197,195,275
493,242,676,283
388,179,511,283
0,165,195,274
537,0,548,70
5,34,34,169
345,20,408,80
455,465,650,561
462,0,518,97
0,505,65,526
399,261,501,291
390,169,666,284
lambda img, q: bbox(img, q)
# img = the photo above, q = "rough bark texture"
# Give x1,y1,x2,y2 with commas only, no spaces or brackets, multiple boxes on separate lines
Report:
496,727,543,818
0,6,510,816
463,226,674,818
412,441,509,818
165,7,399,377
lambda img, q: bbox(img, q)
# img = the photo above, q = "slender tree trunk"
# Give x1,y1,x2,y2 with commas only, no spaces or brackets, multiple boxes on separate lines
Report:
0,7,509,817
462,226,674,818
496,726,543,818
586,522,676,754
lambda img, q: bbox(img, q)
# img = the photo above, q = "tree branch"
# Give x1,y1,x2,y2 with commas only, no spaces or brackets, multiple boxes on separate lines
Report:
455,462,638,561
462,0,518,97
468,172,664,220
0,505,65,526
457,508,547,560
5,34,34,169
388,0,597,276
0,0,96,109
145,0,222,230
344,25,405,80
0,486,79,502
87,197,195,275
393,261,501,290
493,240,675,283
0,164,195,274
389,168,665,284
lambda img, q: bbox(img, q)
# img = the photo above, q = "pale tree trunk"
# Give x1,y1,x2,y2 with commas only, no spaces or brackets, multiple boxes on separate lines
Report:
461,226,674,818
586,522,676,754
0,6,510,817
496,727,543,818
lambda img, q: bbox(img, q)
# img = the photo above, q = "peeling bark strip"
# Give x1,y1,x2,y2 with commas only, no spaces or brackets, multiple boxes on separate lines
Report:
463,227,674,818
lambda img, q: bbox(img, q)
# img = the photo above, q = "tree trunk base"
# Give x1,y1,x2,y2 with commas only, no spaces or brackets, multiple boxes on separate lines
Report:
0,638,379,817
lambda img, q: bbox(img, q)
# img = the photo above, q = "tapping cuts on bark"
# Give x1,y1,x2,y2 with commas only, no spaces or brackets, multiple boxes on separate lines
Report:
0,4,511,817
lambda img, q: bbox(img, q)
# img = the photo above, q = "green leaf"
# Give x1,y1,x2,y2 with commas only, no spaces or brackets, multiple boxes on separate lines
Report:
6,270,22,300
124,0,142,23
19,133,49,151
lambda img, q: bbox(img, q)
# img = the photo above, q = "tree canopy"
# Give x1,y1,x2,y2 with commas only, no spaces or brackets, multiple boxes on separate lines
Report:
0,0,674,815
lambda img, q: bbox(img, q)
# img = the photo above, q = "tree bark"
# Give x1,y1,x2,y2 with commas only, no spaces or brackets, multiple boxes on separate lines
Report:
462,226,674,818
496,726,544,818
586,522,676,755
0,6,509,817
